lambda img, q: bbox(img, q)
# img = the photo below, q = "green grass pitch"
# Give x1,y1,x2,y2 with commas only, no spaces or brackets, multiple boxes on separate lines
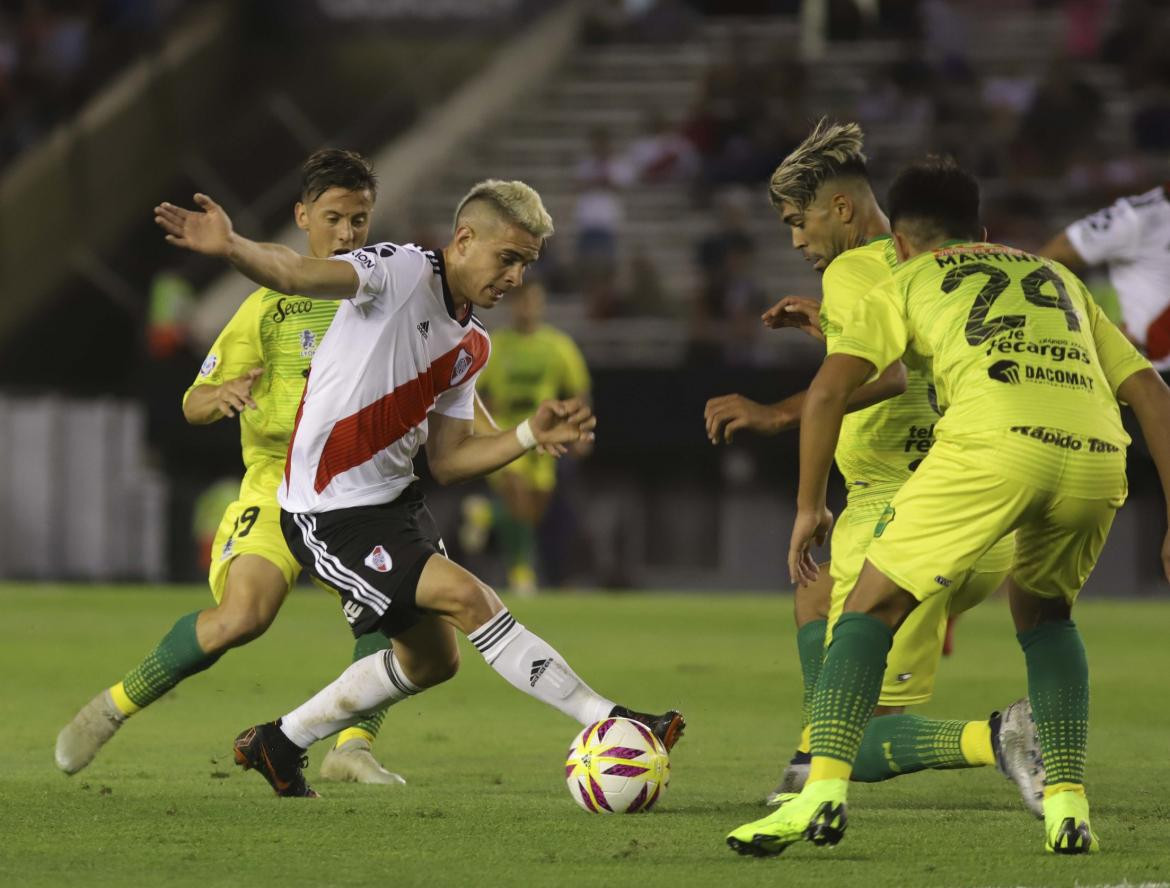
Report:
2,584,1168,887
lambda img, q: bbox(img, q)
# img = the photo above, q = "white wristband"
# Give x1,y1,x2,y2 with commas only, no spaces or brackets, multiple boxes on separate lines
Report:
515,418,538,451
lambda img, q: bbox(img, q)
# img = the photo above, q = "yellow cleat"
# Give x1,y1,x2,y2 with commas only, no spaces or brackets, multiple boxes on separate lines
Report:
727,779,848,857
1044,790,1099,854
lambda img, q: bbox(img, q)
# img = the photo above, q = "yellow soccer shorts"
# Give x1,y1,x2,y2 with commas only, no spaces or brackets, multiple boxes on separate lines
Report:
865,440,1123,608
208,493,302,603
827,497,1016,707
489,449,557,493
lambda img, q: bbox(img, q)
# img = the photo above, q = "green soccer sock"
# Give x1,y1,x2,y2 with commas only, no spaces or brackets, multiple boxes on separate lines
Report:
852,714,990,781
497,511,535,574
335,631,392,747
808,612,892,778
110,612,221,715
1018,619,1089,789
796,619,827,749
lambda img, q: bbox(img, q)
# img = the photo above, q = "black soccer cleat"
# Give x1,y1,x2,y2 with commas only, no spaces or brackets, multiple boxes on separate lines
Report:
233,721,319,798
609,705,686,752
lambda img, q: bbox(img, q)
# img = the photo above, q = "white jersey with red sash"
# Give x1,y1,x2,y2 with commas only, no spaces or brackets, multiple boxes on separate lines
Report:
279,243,490,513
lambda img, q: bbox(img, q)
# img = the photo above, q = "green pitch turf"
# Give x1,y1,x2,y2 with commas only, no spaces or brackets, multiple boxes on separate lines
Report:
2,584,1168,888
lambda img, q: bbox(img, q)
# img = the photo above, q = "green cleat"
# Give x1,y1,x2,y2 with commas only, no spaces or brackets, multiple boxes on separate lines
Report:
1044,790,1099,854
727,778,848,857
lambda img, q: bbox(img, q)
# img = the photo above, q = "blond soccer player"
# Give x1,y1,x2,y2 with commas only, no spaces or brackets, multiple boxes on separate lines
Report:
728,157,1170,857
705,121,1037,807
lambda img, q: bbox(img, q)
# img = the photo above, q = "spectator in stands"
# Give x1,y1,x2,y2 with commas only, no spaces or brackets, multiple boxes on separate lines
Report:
1132,83,1170,152
0,0,180,170
624,110,699,183
687,187,763,364
1015,58,1104,176
574,126,630,319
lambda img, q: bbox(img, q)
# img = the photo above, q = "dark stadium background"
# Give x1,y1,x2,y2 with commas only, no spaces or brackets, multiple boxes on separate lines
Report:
0,0,1165,595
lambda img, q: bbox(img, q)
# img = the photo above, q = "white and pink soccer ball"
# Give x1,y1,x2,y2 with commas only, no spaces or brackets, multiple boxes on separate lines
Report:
565,716,670,813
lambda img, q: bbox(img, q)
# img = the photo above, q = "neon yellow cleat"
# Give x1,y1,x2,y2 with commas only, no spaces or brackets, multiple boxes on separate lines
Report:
1044,790,1099,854
727,779,848,857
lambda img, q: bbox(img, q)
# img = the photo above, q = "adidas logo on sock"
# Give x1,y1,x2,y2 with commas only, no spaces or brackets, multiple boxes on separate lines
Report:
417,320,430,339
529,658,552,687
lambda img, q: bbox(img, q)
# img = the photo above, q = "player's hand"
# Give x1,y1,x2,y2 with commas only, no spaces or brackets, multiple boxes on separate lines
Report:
155,193,234,257
215,367,263,418
762,296,825,342
704,393,788,444
529,398,597,450
788,505,833,586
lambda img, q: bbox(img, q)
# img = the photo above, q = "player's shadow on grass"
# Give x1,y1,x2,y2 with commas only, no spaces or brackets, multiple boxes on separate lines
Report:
666,801,800,816
867,799,1032,816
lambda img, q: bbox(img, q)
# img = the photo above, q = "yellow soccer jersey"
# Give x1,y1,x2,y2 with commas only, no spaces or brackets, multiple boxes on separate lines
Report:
476,324,590,428
821,237,939,509
831,241,1152,498
184,289,340,494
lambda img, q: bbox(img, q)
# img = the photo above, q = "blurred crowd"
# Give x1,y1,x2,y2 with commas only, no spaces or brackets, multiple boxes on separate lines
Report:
568,0,1170,360
0,0,185,168
6,0,1170,364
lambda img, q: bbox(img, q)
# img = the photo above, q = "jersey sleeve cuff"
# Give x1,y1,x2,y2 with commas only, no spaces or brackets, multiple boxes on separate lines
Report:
1063,222,1102,266
329,252,383,306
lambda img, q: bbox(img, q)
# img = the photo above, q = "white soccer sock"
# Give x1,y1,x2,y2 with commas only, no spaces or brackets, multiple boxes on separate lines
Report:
467,609,614,726
279,650,420,749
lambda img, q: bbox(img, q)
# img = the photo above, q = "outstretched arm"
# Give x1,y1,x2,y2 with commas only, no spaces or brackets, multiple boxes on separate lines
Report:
1036,231,1088,275
154,193,358,299
704,361,907,444
789,353,876,585
761,295,825,342
1117,368,1170,582
426,398,596,486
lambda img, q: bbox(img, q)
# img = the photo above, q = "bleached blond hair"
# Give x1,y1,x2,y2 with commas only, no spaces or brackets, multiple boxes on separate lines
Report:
453,179,554,239
768,119,869,213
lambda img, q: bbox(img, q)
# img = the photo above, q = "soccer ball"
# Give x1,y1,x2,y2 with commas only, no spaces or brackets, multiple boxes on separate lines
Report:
564,717,670,813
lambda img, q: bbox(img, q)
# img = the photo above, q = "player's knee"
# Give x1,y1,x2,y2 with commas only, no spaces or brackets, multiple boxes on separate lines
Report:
446,577,502,632
208,596,279,648
409,647,460,688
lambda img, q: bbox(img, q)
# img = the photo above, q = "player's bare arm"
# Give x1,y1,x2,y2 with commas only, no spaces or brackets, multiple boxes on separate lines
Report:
182,367,264,423
475,389,565,457
1116,368,1170,582
705,361,906,445
1037,231,1088,275
761,295,825,342
155,193,358,299
426,398,596,485
789,353,875,584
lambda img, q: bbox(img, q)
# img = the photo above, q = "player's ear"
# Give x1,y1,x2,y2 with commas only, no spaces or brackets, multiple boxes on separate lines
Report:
453,222,475,255
294,201,310,232
893,230,912,263
831,191,854,224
